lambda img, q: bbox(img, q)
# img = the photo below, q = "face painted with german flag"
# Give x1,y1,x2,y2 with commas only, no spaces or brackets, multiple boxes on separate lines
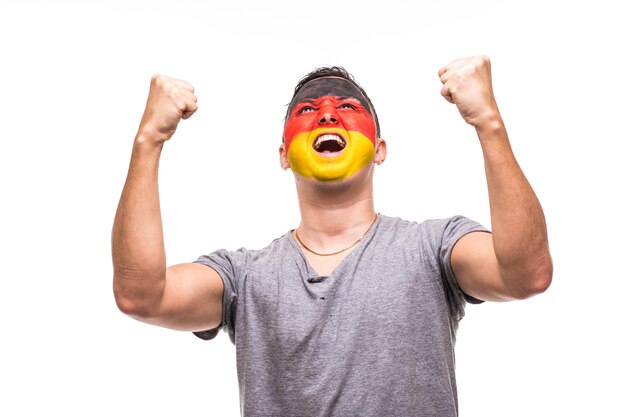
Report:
283,77,377,182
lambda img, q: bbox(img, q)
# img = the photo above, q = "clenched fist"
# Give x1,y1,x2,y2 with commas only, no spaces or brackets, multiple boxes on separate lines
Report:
137,74,198,144
438,55,501,129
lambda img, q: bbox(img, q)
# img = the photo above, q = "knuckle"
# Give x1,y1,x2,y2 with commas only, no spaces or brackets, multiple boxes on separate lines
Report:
464,62,478,75
175,98,187,111
164,85,180,101
475,55,490,68
151,74,165,85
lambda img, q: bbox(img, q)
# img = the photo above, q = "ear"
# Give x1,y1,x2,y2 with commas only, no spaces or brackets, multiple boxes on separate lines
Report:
279,143,290,170
374,138,387,165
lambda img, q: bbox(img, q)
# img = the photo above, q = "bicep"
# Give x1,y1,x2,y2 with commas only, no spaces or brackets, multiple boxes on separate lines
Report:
148,263,224,331
451,231,514,302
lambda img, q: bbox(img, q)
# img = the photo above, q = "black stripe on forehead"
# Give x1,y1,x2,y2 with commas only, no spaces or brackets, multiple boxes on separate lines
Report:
288,77,374,115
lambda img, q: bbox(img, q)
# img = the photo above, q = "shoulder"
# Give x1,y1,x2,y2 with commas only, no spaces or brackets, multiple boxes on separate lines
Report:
423,215,488,240
378,214,486,238
194,232,296,272
376,214,488,256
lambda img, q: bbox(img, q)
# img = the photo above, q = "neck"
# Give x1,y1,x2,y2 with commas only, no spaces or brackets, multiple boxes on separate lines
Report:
294,167,377,252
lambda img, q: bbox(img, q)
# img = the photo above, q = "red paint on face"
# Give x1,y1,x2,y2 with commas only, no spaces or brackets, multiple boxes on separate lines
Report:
283,95,377,152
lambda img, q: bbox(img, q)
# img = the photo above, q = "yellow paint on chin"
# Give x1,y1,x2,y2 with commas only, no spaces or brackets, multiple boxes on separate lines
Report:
287,128,375,182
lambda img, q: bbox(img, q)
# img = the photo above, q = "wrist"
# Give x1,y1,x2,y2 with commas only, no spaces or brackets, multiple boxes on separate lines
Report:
131,136,164,167
134,130,165,154
473,111,505,137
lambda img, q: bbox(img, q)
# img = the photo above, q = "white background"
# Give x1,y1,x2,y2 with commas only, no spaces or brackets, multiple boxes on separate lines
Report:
1,1,624,416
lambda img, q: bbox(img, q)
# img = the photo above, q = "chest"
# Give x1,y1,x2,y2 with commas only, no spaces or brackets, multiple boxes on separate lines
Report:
238,250,450,350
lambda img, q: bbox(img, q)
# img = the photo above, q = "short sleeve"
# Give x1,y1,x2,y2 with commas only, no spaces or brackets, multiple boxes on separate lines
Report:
438,216,490,321
192,248,247,344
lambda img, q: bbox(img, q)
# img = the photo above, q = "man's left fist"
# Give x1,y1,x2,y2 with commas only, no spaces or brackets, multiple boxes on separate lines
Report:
438,55,501,129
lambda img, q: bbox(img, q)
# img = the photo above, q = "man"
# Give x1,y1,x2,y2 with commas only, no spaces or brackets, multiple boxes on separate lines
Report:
112,56,552,416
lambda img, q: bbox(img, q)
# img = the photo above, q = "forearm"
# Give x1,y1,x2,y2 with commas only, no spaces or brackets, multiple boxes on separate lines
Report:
112,135,167,314
477,116,552,295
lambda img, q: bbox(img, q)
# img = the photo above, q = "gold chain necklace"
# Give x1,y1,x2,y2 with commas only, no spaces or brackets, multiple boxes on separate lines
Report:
294,213,379,257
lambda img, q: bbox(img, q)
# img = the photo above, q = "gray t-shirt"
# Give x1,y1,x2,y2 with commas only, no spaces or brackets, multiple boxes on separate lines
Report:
194,215,487,417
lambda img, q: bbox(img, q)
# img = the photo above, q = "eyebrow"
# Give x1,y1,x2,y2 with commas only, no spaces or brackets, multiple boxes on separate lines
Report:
337,96,362,102
295,96,363,106
295,99,317,105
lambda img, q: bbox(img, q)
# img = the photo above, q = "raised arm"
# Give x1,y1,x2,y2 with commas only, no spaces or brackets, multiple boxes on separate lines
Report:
112,75,223,331
439,56,553,301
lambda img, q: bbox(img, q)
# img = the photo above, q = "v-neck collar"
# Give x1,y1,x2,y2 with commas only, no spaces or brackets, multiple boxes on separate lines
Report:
287,214,383,282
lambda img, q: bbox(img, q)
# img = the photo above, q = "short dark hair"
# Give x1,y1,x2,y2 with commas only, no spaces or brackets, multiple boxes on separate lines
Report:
285,66,381,137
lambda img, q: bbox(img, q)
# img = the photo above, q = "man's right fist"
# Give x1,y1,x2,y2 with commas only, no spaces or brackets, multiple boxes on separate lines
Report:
137,74,198,144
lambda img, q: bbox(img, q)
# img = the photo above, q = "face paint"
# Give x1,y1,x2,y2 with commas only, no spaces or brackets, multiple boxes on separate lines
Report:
284,78,377,182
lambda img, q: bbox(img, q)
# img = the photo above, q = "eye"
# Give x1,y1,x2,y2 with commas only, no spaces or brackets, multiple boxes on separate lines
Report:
338,103,357,111
297,106,316,115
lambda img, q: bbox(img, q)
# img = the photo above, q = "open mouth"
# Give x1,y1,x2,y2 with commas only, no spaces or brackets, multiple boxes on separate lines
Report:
313,133,347,154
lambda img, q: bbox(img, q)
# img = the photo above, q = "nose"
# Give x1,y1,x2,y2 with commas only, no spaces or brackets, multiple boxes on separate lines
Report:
317,104,338,126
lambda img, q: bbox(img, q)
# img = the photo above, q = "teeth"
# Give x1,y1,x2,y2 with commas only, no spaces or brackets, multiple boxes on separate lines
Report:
314,134,345,150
